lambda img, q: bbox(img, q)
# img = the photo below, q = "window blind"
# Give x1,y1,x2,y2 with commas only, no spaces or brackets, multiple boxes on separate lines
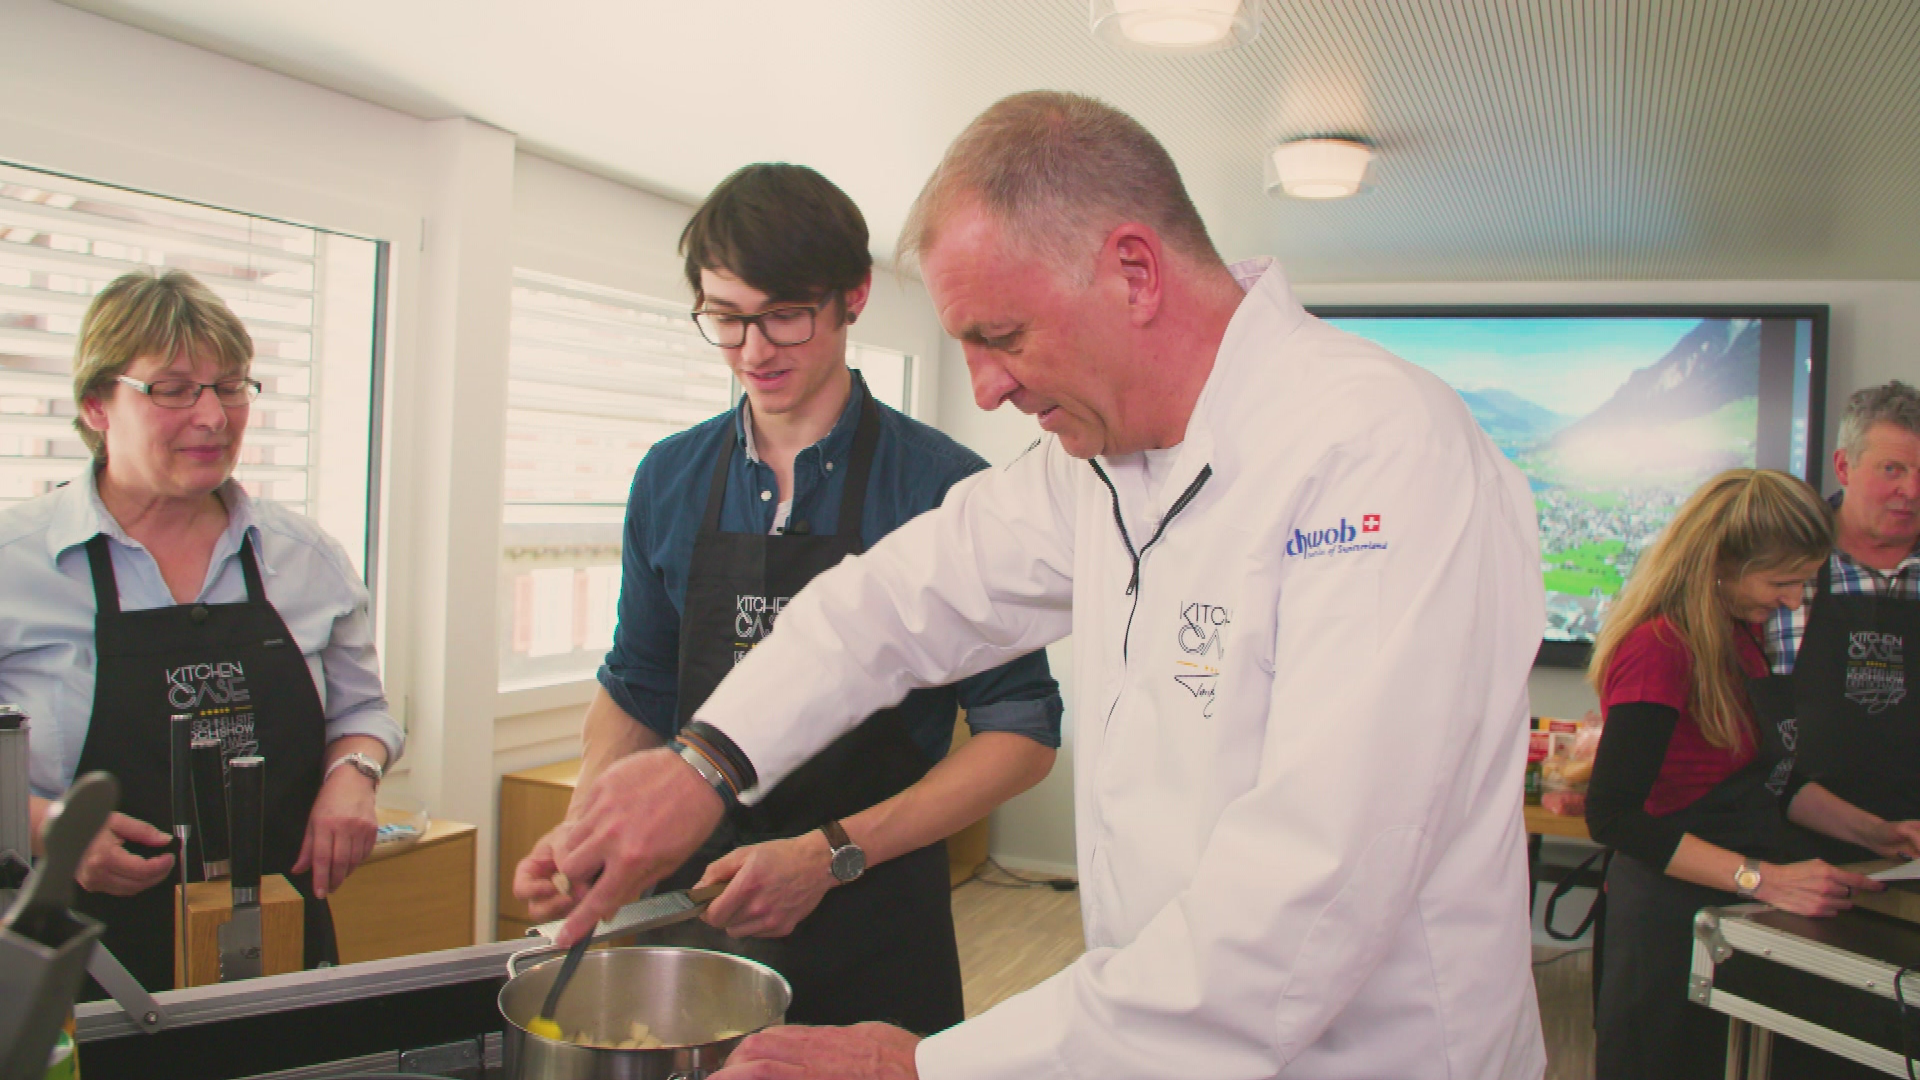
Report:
0,160,330,514
504,269,734,524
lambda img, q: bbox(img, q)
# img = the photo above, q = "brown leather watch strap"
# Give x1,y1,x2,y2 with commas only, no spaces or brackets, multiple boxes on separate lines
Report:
821,819,853,851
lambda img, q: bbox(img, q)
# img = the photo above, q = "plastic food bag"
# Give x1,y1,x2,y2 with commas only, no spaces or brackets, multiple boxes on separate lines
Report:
1540,711,1602,817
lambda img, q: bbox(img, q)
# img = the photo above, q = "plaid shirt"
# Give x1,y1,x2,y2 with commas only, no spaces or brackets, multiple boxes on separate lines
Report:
1764,541,1920,674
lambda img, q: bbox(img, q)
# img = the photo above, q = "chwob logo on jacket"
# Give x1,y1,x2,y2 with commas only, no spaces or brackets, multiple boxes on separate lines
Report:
1285,513,1387,560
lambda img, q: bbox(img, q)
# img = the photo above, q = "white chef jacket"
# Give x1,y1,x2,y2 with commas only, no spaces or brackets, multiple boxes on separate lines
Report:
697,258,1548,1080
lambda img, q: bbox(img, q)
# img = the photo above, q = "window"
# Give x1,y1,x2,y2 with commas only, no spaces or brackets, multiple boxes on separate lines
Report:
499,270,731,690
498,269,916,691
0,161,386,581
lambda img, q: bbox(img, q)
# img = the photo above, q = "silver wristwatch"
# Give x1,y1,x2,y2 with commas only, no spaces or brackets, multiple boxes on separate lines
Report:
1733,858,1764,898
822,819,866,883
325,751,383,787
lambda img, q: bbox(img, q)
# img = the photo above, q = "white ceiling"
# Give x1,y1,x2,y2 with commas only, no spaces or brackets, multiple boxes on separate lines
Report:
59,0,1920,282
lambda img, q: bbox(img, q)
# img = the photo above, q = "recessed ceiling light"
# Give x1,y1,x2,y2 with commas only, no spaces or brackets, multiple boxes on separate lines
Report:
1266,138,1374,199
1089,0,1261,53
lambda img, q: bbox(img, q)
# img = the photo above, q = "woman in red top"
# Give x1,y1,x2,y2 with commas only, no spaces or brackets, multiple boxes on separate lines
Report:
1586,469,1920,1080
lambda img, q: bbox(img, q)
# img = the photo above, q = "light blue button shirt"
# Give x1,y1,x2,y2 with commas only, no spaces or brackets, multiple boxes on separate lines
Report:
0,467,403,800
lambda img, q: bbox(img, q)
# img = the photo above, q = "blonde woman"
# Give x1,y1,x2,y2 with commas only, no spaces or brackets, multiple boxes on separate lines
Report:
0,269,401,993
1586,468,1920,1079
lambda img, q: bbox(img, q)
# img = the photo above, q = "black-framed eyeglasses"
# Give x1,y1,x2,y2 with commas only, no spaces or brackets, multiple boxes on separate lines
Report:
690,296,836,349
116,375,262,409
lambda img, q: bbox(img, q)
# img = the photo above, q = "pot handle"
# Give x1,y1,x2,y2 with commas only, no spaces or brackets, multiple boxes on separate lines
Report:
507,941,566,980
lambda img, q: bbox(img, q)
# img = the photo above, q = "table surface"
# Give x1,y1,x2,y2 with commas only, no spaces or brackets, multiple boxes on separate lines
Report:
364,817,474,864
1524,803,1591,840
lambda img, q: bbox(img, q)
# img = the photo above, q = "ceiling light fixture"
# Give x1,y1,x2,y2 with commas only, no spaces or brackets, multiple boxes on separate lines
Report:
1265,138,1374,199
1089,0,1261,53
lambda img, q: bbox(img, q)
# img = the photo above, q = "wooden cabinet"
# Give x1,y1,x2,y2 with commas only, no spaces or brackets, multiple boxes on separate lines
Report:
497,759,581,942
327,819,476,964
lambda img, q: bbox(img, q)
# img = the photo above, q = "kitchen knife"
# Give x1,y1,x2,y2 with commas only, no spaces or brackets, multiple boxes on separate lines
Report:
217,755,264,981
168,713,194,977
189,737,230,880
167,714,194,869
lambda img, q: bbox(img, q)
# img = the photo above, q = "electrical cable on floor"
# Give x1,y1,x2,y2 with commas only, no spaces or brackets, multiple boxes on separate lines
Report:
965,858,1079,892
1530,948,1588,969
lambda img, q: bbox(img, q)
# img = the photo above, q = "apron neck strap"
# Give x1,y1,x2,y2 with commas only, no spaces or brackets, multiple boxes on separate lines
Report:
699,388,885,542
83,534,121,616
81,531,267,615
701,420,739,536
836,394,883,546
236,534,265,601
1818,556,1836,598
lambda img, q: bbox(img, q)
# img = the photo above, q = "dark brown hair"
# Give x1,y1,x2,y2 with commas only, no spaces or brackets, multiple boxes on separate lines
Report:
680,164,872,315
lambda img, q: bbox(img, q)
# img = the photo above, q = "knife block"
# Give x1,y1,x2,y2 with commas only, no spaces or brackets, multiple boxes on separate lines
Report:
172,875,305,987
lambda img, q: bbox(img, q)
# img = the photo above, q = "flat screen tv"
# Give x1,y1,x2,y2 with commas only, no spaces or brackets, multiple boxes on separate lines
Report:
1311,305,1828,667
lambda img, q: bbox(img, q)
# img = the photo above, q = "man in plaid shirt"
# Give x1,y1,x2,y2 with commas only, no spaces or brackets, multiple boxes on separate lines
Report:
1764,380,1920,864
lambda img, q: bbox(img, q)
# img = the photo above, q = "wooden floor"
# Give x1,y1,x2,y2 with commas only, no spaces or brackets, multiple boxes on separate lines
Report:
950,879,1598,1076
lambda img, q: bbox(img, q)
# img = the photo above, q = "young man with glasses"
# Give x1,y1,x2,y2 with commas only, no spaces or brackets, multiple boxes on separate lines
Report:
515,163,1062,1035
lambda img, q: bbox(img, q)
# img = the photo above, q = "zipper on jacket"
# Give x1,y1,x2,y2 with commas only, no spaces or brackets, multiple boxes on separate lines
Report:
1088,459,1213,661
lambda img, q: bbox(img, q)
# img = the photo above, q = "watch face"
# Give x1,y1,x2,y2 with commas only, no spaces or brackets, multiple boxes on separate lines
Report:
1735,867,1762,892
830,845,866,883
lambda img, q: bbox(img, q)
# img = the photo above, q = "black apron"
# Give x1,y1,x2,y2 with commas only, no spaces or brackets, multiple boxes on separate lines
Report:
1787,560,1920,864
650,396,965,1036
1597,639,1810,1080
74,534,337,995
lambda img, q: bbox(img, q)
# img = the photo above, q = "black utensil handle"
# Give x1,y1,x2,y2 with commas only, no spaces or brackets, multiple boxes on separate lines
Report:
228,755,264,895
190,738,230,869
169,714,195,839
539,934,594,1021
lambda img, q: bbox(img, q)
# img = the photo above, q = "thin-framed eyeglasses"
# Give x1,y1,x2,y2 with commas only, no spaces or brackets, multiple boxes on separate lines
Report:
691,296,837,349
116,375,262,410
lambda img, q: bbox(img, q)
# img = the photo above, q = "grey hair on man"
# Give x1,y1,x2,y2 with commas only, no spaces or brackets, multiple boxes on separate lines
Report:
898,90,1222,282
1838,380,1920,462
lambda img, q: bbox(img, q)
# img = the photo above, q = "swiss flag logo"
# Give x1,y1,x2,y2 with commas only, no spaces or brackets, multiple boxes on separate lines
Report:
1362,514,1381,533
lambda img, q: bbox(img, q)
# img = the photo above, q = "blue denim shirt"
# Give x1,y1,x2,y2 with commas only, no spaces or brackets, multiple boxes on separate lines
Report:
597,371,1062,763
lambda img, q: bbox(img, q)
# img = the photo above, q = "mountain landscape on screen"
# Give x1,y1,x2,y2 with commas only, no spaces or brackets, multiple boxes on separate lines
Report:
1325,316,1763,643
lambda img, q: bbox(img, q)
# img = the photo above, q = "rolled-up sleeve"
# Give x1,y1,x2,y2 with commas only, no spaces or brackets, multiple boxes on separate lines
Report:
955,651,1063,749
597,454,682,740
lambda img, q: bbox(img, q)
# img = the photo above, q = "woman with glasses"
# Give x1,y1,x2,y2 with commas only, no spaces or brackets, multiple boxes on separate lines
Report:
0,269,402,993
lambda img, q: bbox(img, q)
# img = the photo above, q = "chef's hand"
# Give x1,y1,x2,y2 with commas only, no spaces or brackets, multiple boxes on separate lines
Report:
552,746,724,946
713,1023,920,1079
1864,819,1920,861
293,765,378,898
1754,860,1883,918
512,820,582,922
696,833,837,939
74,811,176,896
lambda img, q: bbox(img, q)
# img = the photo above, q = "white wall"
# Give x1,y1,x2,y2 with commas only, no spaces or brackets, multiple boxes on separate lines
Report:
941,275,1920,873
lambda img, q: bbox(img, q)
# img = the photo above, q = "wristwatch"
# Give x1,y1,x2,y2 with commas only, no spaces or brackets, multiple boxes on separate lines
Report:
1734,858,1764,898
325,751,383,788
821,820,866,884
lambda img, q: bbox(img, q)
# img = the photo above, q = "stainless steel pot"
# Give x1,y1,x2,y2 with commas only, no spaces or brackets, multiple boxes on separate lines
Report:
501,946,791,1080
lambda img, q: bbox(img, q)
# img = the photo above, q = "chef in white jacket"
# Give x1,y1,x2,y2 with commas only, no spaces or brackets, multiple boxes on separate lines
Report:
528,91,1548,1080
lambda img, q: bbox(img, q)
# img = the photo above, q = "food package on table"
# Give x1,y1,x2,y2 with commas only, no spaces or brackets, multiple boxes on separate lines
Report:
1539,711,1602,817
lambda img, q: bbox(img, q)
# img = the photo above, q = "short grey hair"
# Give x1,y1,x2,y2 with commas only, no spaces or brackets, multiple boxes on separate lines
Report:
1837,380,1920,462
898,91,1222,282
